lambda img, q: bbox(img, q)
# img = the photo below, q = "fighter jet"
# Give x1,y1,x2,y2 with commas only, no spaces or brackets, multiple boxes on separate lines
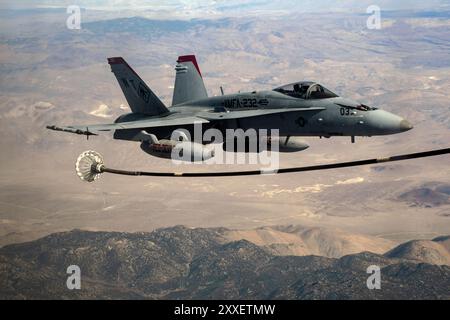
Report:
47,55,413,161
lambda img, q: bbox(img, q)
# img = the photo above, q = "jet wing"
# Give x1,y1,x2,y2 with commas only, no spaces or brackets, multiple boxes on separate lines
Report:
197,107,325,121
47,108,324,136
46,115,209,136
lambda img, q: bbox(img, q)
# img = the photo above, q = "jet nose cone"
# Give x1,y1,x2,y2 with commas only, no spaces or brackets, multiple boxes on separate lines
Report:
399,119,413,132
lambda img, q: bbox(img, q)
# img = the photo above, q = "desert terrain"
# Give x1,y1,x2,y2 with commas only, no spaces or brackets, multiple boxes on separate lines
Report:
0,4,449,250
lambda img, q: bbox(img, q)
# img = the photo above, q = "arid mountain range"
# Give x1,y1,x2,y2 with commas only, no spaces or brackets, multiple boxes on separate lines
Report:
1,226,449,299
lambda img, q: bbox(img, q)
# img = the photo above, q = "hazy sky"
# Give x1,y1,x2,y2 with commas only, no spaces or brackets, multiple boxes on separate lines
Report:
1,0,449,12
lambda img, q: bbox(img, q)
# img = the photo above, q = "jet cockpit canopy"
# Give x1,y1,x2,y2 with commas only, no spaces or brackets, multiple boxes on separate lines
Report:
273,82,338,100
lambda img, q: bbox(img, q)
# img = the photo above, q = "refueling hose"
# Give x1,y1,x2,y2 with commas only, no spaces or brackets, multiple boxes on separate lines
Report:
79,147,450,179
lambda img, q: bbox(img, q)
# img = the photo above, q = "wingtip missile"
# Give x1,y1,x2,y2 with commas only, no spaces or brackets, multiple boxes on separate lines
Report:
46,125,98,137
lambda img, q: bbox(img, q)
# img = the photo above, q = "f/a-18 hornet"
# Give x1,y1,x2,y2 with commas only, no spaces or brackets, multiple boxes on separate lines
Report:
47,55,413,161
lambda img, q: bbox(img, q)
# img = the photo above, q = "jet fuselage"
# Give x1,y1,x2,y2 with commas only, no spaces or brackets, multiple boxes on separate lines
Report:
114,89,412,142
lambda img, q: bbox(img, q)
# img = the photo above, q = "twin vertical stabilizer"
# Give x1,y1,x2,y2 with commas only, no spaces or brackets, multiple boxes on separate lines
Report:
172,55,208,106
108,55,208,113
108,57,169,115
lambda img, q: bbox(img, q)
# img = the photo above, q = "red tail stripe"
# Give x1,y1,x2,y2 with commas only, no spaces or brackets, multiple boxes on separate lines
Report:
107,57,141,80
177,55,202,77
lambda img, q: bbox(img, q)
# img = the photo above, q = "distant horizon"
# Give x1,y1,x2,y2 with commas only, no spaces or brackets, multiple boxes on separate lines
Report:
0,5,449,24
1,0,449,14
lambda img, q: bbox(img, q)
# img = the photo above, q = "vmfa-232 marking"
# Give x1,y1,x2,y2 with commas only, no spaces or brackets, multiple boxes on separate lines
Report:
222,97,269,109
47,55,413,162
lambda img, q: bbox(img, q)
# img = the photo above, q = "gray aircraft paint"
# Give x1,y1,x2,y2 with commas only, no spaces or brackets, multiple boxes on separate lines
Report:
172,55,208,106
47,55,413,152
108,57,168,116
